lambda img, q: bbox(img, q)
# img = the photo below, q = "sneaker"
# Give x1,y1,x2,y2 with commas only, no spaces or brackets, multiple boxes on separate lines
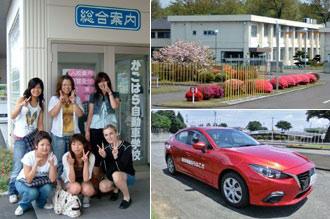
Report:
82,196,90,208
9,194,18,204
44,203,53,210
15,206,24,216
119,199,132,209
109,192,119,201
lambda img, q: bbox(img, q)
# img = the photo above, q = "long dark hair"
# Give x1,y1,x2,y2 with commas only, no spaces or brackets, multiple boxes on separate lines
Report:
69,134,90,161
23,77,44,110
56,74,75,97
94,72,114,101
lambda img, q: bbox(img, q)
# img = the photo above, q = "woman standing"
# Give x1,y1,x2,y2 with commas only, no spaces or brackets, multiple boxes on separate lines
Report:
85,72,120,178
8,77,45,204
62,134,95,208
48,75,84,178
98,124,135,209
14,131,57,216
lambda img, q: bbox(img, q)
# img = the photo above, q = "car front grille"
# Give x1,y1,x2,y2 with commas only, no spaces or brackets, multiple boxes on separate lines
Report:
297,170,311,191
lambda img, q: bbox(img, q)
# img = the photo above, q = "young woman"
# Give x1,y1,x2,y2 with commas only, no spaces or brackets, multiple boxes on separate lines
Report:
14,131,57,216
8,77,45,204
48,74,84,178
62,134,95,208
98,124,135,209
85,72,120,178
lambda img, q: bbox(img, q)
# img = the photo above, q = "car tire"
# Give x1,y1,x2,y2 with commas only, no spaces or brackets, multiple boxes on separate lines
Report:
220,172,249,208
166,155,176,175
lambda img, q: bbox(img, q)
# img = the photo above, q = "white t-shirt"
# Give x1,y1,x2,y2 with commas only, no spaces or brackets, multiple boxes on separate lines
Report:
61,152,95,183
48,96,84,137
16,151,58,180
13,102,41,137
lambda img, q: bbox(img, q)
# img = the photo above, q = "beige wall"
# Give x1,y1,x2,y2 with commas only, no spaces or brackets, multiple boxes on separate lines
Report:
47,0,149,46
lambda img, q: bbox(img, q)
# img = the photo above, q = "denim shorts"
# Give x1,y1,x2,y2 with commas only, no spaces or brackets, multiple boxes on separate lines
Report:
127,174,135,187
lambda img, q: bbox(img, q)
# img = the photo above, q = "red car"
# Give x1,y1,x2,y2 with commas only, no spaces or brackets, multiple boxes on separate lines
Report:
165,127,316,208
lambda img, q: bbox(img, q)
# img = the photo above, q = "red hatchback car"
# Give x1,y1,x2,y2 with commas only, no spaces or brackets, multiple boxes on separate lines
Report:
165,127,316,208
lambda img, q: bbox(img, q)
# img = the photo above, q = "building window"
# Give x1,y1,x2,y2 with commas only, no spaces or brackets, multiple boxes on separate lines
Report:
157,31,170,39
295,28,298,39
192,30,197,35
273,24,277,37
204,30,217,36
280,26,285,38
251,25,257,37
151,31,155,38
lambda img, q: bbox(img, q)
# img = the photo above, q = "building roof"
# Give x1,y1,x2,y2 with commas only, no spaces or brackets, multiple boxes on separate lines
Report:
152,18,171,30
168,14,324,29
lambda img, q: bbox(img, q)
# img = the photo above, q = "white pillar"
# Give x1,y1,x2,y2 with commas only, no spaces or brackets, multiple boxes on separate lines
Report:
311,31,315,58
243,22,250,60
298,32,303,51
259,23,264,47
284,26,289,65
320,31,325,62
291,27,296,62
315,32,320,55
269,25,274,60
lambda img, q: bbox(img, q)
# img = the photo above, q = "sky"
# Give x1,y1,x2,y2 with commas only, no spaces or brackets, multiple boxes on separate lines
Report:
159,0,310,9
153,110,329,131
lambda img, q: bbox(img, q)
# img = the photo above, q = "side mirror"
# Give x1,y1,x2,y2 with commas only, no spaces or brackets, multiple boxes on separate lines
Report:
193,142,206,151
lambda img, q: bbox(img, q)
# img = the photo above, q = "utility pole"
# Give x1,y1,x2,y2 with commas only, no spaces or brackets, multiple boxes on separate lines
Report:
271,117,274,142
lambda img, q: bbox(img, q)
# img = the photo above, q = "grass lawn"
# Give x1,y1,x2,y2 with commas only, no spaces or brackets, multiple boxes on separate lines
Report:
151,86,185,95
151,207,159,219
287,143,330,150
0,149,12,193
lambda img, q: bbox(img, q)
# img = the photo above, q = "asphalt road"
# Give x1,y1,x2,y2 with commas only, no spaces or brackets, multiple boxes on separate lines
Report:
151,142,330,219
151,72,330,109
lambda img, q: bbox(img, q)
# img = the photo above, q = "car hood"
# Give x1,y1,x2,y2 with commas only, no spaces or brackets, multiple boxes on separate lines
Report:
228,145,310,170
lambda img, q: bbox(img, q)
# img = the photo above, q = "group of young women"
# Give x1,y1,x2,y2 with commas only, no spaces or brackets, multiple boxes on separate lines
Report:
8,72,135,216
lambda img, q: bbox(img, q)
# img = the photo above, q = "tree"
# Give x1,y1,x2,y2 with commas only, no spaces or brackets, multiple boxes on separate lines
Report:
151,112,171,132
275,121,292,132
153,41,214,67
306,110,330,142
219,123,228,127
310,0,330,24
152,0,164,19
246,121,263,131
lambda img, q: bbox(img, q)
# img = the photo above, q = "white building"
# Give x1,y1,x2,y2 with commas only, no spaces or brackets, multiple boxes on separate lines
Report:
320,22,330,73
6,0,150,164
168,15,323,65
151,18,171,52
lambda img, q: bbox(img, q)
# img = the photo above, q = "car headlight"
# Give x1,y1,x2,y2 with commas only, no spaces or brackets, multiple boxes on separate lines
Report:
249,164,290,179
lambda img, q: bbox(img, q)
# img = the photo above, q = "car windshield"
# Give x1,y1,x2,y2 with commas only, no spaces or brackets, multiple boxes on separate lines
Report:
206,129,260,148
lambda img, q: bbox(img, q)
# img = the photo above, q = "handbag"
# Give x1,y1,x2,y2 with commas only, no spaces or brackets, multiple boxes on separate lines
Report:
19,175,52,187
23,129,39,152
53,188,81,218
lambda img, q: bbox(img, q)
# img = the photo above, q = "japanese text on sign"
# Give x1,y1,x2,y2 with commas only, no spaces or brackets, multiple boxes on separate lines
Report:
131,60,142,161
75,5,141,31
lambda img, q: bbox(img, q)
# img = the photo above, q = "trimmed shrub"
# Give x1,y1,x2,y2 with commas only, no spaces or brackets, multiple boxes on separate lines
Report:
255,79,273,93
199,69,215,83
224,79,244,95
299,74,310,84
311,72,320,80
270,77,289,89
197,85,214,100
209,84,224,98
185,89,204,101
214,73,227,82
282,75,296,87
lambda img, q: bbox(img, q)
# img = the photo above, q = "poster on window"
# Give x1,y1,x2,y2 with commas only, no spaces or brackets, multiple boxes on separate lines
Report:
62,69,95,103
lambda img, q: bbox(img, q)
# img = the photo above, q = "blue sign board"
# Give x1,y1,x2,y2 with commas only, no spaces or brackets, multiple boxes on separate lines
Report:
75,4,141,31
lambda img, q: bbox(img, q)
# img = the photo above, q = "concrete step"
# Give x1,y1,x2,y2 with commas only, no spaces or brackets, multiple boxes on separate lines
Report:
33,167,150,219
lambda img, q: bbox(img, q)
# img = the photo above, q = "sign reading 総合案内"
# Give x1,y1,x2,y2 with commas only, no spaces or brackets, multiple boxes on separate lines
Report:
75,5,141,31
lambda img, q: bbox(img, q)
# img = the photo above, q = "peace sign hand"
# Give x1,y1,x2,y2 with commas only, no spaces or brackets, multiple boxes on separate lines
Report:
20,96,31,107
67,153,75,166
97,143,106,158
59,90,66,103
69,90,76,104
48,153,56,167
104,83,112,95
82,149,90,163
